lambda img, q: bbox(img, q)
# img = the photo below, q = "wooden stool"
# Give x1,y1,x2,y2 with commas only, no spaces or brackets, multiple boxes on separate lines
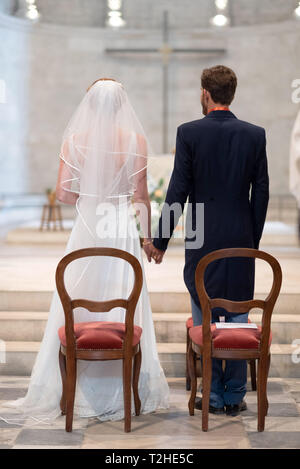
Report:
40,203,63,231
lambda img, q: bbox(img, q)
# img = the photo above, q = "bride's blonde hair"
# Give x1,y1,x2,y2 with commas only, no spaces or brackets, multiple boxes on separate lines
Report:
87,77,120,92
87,77,125,113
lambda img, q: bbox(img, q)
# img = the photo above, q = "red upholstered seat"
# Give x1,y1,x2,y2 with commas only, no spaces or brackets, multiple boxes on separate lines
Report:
58,321,142,350
186,316,193,329
189,324,272,350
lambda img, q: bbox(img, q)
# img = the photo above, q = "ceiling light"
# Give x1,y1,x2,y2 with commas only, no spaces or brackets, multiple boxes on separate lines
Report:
106,0,126,27
25,5,40,20
210,14,229,27
295,2,300,18
215,0,228,10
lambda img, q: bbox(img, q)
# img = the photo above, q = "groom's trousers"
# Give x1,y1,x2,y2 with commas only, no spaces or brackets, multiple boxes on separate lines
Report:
191,296,247,408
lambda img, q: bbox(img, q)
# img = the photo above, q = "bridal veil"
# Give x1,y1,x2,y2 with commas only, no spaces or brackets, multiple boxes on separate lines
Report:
0,79,169,425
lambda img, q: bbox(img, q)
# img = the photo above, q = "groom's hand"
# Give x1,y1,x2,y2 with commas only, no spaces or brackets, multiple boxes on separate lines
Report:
150,245,164,264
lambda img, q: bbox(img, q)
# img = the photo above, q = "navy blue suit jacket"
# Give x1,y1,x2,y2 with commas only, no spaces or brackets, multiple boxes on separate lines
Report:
153,110,269,309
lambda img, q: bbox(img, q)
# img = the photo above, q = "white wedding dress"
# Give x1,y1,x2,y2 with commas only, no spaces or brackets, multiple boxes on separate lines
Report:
1,80,169,425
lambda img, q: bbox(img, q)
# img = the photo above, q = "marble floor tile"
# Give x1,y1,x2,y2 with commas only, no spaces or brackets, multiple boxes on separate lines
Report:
12,445,81,449
291,392,300,403
85,409,247,438
82,434,251,450
245,391,295,403
244,402,299,418
247,431,300,449
0,377,299,449
242,416,300,433
27,415,89,431
262,380,285,393
282,378,300,390
0,427,22,446
15,428,84,446
245,393,295,405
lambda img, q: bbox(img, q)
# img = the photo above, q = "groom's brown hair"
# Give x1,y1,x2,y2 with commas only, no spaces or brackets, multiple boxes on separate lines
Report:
201,65,237,105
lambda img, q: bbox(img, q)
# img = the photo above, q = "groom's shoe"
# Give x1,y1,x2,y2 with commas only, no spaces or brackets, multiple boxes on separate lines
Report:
225,400,247,417
194,397,225,415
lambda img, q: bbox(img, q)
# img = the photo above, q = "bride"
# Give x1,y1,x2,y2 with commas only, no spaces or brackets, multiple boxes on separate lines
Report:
1,78,169,425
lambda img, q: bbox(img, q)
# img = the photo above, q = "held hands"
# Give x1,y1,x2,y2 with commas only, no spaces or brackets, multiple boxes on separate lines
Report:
142,239,165,264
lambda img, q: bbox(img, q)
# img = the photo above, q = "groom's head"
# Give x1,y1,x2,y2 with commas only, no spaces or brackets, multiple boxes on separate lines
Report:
200,65,237,115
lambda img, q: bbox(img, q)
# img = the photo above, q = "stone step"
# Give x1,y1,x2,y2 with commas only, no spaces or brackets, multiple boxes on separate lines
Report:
260,222,298,246
0,291,53,313
5,221,299,246
150,292,300,315
0,341,298,378
0,312,299,344
5,227,71,245
0,312,48,342
0,290,299,314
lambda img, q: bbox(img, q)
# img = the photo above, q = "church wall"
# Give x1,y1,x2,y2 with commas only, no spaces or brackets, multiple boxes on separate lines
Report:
34,0,107,28
123,0,299,29
0,13,299,195
0,0,17,16
9,0,300,29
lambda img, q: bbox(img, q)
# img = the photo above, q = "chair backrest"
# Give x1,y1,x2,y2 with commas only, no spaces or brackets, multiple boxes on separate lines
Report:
195,248,282,354
56,247,143,352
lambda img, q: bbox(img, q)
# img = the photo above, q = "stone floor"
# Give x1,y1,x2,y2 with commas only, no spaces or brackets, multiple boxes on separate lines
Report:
0,377,300,449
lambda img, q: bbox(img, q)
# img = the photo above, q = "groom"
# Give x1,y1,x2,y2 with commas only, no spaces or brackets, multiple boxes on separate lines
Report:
144,65,269,416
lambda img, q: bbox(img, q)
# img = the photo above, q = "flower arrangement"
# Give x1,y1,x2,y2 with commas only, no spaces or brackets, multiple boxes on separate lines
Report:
134,177,166,242
149,177,165,205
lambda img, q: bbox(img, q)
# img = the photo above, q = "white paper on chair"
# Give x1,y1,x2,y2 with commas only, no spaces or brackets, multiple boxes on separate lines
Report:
215,323,258,329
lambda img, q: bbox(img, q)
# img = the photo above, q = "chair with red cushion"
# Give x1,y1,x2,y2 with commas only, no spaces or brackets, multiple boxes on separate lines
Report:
188,248,282,432
56,247,143,433
185,317,257,391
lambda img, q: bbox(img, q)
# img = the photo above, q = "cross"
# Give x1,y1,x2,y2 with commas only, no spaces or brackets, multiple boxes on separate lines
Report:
106,11,226,153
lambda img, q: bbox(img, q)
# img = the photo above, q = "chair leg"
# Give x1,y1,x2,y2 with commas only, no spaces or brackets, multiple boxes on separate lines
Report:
249,359,257,391
65,354,77,433
58,348,67,415
186,329,191,391
201,353,212,432
133,346,142,416
257,355,270,432
188,342,197,416
123,355,133,433
264,355,271,417
198,356,202,378
40,205,46,231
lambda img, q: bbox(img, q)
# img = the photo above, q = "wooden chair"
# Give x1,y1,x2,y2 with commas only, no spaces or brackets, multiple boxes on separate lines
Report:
188,248,282,432
185,317,257,392
56,247,143,433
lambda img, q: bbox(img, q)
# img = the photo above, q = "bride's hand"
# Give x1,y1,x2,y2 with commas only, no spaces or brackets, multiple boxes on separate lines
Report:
143,240,164,264
142,239,154,262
